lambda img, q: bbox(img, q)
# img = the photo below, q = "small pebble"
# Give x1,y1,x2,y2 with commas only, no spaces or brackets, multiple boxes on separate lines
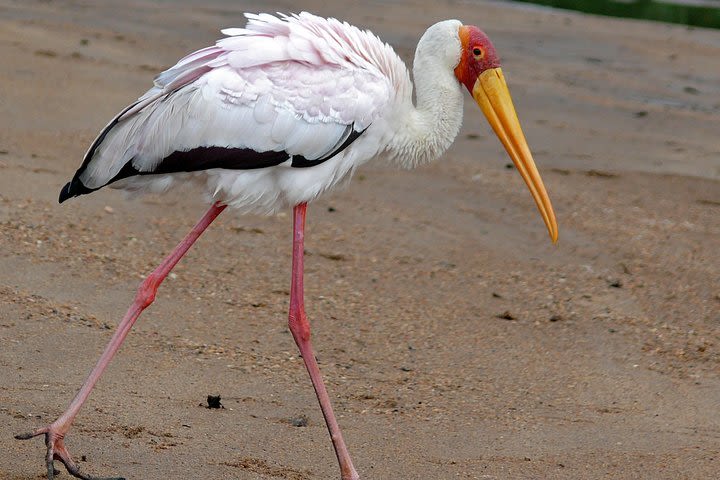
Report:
497,311,516,321
291,416,308,427
206,395,223,409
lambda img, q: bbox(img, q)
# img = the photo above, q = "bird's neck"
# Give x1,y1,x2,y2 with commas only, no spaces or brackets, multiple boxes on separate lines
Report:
386,55,465,168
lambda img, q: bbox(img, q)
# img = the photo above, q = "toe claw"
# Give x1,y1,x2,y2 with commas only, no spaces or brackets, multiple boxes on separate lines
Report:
47,465,58,480
18,424,124,480
15,426,48,440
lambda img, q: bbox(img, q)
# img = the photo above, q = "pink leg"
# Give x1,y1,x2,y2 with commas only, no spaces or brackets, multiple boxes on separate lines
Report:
16,202,226,480
288,203,359,480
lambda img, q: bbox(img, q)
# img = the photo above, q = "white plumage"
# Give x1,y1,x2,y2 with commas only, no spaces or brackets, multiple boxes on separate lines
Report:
74,12,427,214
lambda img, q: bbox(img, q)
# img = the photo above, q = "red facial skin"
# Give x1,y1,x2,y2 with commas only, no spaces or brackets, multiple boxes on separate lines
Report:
454,25,501,92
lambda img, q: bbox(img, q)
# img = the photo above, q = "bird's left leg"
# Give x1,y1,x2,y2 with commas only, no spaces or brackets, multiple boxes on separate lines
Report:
287,203,360,480
15,202,227,480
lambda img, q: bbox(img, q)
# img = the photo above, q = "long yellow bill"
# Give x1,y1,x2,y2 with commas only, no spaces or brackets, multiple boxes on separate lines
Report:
473,67,558,244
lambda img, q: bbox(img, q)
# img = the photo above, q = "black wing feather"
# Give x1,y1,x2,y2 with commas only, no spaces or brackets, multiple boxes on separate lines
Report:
59,124,366,203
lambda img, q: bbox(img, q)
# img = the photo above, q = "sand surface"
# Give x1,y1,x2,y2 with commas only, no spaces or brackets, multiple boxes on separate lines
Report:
1,0,719,478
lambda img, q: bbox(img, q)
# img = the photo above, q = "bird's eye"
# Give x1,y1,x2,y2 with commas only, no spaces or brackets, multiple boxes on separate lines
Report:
473,47,484,59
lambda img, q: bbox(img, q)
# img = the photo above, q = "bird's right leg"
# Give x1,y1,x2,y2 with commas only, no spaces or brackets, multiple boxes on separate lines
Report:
287,203,360,480
15,202,226,480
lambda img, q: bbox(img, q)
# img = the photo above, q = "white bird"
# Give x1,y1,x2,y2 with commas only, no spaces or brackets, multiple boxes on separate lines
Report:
17,12,558,480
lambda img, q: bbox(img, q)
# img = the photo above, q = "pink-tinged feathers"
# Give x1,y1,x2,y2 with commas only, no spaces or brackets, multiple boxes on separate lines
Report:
219,12,410,97
76,12,413,213
151,47,225,96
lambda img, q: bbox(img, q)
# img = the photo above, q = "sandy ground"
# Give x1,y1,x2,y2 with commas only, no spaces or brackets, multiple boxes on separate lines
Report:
1,0,719,479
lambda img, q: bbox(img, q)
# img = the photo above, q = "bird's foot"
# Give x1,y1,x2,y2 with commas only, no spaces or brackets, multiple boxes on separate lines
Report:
15,424,125,480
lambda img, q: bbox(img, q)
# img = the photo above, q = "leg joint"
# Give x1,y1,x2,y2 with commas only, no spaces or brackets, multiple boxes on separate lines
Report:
135,275,160,309
288,309,311,343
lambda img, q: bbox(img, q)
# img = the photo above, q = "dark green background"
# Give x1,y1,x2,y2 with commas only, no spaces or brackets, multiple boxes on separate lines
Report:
508,0,720,29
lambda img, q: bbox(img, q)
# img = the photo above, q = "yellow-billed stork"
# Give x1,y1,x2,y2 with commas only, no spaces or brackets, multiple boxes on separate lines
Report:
17,12,558,480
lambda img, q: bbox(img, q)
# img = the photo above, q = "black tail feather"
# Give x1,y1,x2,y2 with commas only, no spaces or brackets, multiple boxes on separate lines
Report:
58,177,94,203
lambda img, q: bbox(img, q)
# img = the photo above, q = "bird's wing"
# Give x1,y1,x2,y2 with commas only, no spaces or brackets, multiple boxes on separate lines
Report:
61,12,403,202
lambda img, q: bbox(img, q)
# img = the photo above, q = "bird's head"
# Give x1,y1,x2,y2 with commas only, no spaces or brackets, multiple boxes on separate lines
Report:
454,25,558,244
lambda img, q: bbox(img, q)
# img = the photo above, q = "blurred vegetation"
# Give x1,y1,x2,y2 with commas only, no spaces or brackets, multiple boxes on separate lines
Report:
508,0,720,29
